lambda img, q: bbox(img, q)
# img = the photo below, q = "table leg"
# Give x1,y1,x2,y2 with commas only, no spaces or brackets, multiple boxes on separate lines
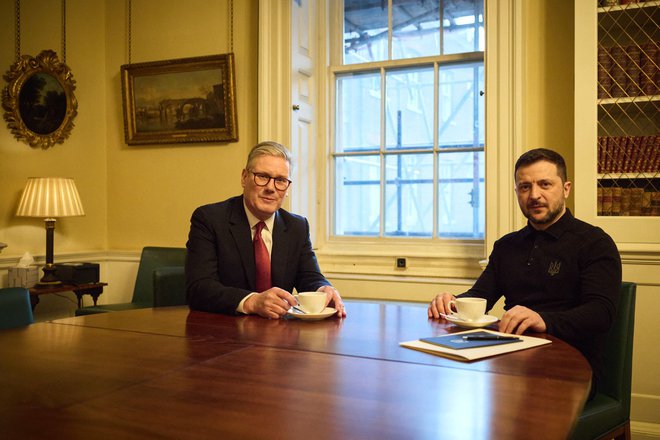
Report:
76,287,104,308
75,292,84,309
29,295,39,311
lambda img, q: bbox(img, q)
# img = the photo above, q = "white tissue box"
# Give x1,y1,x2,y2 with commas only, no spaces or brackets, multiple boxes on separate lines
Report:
8,266,40,288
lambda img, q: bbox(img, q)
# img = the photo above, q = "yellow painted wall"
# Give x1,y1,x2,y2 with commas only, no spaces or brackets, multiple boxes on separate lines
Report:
0,0,108,257
0,0,258,258
522,0,575,211
104,0,258,250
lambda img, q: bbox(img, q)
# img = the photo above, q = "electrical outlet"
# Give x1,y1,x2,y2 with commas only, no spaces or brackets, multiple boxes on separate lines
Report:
396,257,406,268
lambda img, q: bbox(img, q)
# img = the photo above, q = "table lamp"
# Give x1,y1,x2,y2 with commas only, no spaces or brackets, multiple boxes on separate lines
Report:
16,177,85,286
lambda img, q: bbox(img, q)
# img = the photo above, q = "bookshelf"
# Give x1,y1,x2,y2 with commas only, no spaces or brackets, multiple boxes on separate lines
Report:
575,1,659,247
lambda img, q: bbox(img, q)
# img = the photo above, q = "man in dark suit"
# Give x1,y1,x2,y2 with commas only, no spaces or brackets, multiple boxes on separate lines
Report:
185,141,346,319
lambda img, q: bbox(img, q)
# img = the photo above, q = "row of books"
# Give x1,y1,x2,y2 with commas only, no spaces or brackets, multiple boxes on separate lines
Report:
597,136,659,174
601,0,656,5
597,43,658,98
597,187,660,216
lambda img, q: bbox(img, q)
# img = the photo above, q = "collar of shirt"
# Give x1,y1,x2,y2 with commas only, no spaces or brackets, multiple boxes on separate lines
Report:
243,202,275,253
522,208,575,241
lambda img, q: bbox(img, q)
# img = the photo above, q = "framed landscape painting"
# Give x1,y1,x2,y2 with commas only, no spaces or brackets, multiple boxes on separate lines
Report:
121,53,238,145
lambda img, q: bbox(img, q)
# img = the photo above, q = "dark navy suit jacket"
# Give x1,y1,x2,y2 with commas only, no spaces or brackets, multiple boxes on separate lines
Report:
185,195,330,314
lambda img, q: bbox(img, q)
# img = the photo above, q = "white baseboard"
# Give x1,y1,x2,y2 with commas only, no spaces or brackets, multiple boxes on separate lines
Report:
632,421,660,440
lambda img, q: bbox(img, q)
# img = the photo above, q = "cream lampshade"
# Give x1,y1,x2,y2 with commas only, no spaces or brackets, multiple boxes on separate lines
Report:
16,177,85,285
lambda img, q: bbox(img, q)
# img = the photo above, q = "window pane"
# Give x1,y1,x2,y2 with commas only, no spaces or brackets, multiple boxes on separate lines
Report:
335,155,381,236
385,154,433,237
438,151,484,239
385,68,434,150
343,0,388,64
392,0,440,59
336,72,382,152
443,0,485,55
438,62,484,148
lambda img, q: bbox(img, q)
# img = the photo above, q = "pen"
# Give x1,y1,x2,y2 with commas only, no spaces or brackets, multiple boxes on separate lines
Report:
462,335,520,341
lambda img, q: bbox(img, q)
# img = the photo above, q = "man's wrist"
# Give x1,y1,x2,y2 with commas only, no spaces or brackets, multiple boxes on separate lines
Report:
237,292,258,314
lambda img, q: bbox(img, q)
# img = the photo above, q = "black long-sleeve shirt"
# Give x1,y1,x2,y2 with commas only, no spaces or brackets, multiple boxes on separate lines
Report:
461,209,622,388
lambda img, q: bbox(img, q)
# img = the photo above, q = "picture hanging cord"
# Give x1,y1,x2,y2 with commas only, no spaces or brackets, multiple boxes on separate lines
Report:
14,0,20,61
13,0,67,63
62,0,67,63
128,0,132,64
127,0,232,64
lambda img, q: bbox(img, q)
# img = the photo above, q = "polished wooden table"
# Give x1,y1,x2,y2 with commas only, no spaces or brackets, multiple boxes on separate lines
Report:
0,301,591,439
28,282,107,309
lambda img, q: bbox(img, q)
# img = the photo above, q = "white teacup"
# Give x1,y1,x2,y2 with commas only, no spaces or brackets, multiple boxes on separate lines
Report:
448,297,487,321
295,291,327,314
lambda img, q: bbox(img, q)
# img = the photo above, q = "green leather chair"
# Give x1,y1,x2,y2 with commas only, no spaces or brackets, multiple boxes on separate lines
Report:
0,287,34,330
570,282,636,440
153,266,186,307
76,246,186,315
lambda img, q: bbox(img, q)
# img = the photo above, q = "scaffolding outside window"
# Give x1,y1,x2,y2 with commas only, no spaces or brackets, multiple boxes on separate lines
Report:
333,0,486,239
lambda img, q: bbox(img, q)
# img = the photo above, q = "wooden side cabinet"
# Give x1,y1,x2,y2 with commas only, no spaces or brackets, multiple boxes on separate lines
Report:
29,282,107,310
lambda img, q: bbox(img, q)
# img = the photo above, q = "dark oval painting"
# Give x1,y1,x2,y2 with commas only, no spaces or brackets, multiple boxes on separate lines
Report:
18,72,67,135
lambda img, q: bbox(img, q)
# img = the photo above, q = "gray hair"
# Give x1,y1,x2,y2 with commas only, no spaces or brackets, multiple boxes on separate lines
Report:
245,141,293,171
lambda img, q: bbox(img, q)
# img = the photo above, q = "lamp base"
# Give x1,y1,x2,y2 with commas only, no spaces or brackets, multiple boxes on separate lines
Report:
36,263,62,286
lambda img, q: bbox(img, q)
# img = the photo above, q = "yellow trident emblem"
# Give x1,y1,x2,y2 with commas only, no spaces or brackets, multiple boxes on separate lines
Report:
548,261,561,276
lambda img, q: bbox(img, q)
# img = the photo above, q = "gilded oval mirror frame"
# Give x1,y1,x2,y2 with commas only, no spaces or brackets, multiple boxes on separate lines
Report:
2,49,78,149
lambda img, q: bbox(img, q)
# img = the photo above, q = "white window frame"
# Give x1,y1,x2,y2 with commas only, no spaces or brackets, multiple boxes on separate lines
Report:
331,57,485,239
258,0,525,281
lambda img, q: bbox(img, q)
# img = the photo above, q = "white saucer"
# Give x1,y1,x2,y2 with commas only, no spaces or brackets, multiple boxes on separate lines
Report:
442,313,499,329
286,307,337,321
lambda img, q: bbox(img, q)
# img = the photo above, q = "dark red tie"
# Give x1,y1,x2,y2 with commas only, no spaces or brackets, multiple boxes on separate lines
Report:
254,221,271,292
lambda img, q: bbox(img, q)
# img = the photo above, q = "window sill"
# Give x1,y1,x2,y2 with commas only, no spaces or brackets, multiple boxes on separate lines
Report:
315,239,485,280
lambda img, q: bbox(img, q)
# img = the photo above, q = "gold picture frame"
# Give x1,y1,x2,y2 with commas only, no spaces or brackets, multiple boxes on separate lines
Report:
1,50,78,150
121,53,238,145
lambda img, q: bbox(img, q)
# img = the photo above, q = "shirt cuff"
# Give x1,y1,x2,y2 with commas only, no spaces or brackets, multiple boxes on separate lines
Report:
237,292,258,314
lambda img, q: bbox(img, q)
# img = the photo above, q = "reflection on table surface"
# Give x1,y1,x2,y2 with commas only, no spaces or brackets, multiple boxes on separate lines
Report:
57,300,592,381
0,300,591,439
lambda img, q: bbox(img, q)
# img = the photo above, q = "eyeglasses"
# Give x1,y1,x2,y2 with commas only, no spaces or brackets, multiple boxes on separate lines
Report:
249,170,292,191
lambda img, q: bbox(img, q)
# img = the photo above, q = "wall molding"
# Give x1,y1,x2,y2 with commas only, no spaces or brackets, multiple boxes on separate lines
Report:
3,246,657,284
0,250,141,270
